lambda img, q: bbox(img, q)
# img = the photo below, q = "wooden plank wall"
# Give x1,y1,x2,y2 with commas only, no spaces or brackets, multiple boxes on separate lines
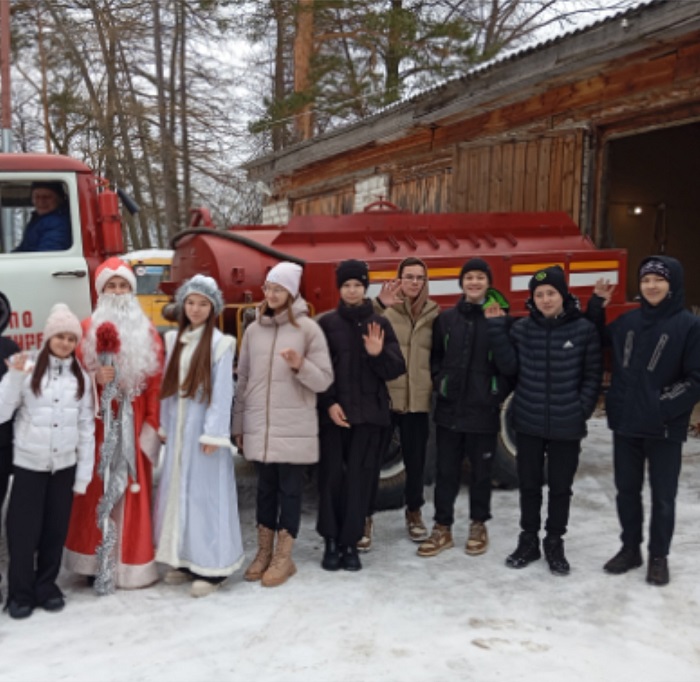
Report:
292,186,354,215
452,131,585,219
390,166,452,213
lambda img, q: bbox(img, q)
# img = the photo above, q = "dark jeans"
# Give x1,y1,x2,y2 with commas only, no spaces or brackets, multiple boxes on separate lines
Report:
317,423,384,547
255,461,305,538
395,412,430,512
516,433,580,537
434,427,496,527
7,465,76,607
613,433,682,558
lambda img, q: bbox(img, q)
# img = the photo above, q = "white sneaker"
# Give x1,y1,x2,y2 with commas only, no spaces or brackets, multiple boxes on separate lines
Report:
191,579,225,598
164,569,192,585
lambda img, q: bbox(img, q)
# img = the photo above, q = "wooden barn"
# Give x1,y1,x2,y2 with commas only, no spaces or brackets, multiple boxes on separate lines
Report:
244,0,700,306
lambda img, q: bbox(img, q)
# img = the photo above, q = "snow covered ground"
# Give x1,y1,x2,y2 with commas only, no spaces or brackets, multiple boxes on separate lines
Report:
1,418,699,682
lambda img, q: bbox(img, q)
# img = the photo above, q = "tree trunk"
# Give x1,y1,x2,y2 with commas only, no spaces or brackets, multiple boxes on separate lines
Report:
294,0,314,141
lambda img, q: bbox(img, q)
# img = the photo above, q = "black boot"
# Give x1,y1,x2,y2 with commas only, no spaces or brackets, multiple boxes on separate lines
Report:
603,545,643,574
646,556,669,586
321,538,341,571
341,545,362,572
543,535,570,576
505,532,541,569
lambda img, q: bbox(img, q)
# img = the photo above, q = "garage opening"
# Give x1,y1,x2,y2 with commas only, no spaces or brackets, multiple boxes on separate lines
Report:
603,122,700,310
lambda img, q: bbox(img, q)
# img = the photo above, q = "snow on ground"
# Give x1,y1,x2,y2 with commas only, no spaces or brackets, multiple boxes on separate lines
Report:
1,419,699,682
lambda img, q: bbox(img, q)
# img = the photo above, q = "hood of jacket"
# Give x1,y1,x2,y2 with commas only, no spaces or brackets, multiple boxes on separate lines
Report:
0,292,10,335
638,255,685,320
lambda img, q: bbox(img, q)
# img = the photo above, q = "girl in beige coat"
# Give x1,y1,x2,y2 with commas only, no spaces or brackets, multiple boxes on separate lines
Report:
232,262,333,587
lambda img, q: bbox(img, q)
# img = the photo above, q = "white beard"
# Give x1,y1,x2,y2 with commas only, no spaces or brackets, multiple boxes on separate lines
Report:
82,293,160,397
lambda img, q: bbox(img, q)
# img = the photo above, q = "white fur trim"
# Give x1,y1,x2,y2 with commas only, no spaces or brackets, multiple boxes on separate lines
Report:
95,259,137,294
199,434,235,455
140,421,161,465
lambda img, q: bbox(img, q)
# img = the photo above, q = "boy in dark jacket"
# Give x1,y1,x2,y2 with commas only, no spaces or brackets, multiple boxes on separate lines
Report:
0,291,21,604
418,258,511,558
487,266,602,575
316,260,406,572
591,256,700,586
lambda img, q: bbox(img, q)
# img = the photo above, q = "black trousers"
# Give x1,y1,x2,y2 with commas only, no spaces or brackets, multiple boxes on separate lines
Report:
516,433,580,537
395,412,430,512
7,465,76,607
255,461,305,538
434,427,496,527
613,434,682,558
317,423,384,547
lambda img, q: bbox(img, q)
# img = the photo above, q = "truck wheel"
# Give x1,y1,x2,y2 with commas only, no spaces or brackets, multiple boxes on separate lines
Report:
492,394,519,489
375,428,406,510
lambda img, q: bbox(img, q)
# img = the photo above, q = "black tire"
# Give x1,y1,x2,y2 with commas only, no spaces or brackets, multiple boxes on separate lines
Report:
375,428,406,510
492,394,519,489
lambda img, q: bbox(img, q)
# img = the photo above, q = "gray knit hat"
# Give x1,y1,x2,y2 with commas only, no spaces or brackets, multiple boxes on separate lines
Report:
175,274,224,316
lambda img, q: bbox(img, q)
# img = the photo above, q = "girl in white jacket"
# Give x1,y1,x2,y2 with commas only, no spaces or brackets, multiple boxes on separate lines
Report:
233,262,333,587
0,304,94,620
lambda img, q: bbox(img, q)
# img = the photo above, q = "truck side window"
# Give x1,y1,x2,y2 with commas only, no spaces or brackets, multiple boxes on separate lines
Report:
0,181,72,253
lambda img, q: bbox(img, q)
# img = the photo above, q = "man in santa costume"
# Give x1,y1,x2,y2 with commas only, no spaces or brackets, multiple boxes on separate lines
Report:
64,257,163,588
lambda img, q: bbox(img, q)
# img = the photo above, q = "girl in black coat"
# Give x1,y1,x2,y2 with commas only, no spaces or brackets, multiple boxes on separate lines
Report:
591,256,700,586
487,266,602,576
316,260,406,572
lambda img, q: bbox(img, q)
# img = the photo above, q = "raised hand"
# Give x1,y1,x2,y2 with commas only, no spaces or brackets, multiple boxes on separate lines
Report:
95,365,116,386
6,352,33,373
593,278,616,307
280,348,303,371
378,279,403,307
484,303,505,318
363,321,385,356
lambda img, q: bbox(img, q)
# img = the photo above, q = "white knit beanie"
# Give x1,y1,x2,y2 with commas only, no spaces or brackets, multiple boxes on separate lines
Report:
265,262,303,298
43,303,82,343
175,274,224,316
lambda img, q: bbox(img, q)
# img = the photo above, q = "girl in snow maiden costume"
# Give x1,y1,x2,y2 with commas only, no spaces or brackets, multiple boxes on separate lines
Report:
591,256,700,586
232,262,333,587
155,275,243,597
0,304,94,619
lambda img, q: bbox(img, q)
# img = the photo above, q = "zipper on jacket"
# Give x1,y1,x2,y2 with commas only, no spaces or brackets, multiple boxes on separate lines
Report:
545,324,552,438
647,333,669,372
263,325,279,462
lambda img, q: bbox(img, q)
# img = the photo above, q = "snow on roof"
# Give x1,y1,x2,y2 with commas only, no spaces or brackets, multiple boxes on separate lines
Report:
121,249,174,262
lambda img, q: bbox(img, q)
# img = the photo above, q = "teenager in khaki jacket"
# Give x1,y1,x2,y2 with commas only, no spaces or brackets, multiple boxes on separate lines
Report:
369,257,440,548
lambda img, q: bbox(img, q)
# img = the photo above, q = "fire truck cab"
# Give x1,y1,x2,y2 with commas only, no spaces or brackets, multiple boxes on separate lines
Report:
0,153,125,349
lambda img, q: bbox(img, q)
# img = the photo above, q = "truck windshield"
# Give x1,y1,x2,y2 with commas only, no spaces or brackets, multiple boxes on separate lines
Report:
133,264,170,295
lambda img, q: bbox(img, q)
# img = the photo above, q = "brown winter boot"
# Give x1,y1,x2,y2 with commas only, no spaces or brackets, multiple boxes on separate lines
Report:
405,508,429,543
261,529,297,587
417,524,454,557
244,525,275,582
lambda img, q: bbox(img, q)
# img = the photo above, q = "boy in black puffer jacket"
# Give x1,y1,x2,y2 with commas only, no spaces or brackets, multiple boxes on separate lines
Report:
590,256,700,586
487,266,602,575
418,258,512,559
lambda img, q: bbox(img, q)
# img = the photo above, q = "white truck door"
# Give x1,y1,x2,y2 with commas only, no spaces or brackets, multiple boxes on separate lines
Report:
0,173,92,350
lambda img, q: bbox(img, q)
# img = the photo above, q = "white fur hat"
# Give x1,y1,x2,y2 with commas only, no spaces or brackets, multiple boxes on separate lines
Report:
175,274,224,316
266,262,303,298
43,303,82,343
95,257,137,294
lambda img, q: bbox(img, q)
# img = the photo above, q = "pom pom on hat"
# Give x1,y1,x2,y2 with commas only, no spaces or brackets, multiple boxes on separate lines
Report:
529,265,569,300
266,262,303,298
459,258,492,285
336,259,369,289
175,274,224,316
43,303,82,343
95,257,137,294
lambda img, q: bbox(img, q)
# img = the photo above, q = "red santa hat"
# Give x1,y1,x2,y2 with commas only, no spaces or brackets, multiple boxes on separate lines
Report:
95,257,137,294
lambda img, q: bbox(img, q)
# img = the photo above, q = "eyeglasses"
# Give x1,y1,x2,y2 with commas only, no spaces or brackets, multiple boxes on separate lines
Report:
401,275,426,283
262,284,287,295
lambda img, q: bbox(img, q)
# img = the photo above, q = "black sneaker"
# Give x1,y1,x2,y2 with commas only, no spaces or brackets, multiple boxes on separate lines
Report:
603,545,643,574
321,538,341,571
646,556,670,586
8,600,33,620
42,596,65,612
341,546,362,572
505,532,541,569
543,535,570,576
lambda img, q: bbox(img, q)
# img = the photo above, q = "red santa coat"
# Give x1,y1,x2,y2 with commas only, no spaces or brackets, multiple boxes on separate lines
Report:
64,318,163,588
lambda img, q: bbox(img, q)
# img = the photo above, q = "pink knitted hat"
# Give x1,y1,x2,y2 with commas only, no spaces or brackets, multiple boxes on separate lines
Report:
43,303,82,342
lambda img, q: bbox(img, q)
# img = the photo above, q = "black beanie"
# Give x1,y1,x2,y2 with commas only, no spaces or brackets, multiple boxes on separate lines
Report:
459,258,492,285
529,265,569,299
639,258,670,282
336,259,369,289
